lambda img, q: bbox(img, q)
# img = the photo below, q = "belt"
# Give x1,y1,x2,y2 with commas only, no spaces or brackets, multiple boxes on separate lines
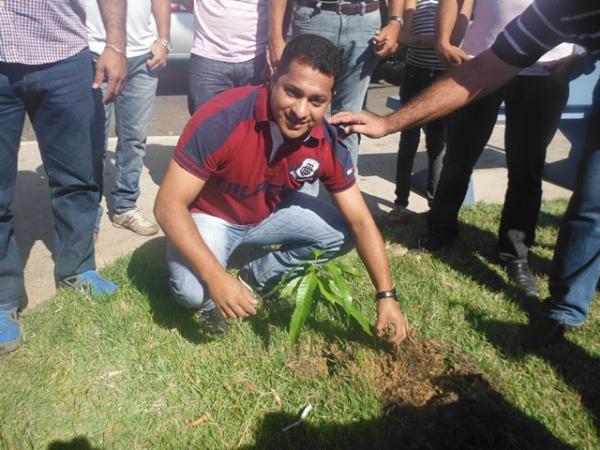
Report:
296,0,380,15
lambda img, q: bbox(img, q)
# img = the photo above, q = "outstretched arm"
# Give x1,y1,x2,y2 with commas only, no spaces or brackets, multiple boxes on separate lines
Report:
330,48,521,138
332,184,408,345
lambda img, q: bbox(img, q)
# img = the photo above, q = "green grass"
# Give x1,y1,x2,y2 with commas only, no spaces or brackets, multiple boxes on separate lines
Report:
1,200,599,449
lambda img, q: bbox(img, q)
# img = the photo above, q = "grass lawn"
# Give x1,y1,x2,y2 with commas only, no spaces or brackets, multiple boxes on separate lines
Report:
1,200,599,449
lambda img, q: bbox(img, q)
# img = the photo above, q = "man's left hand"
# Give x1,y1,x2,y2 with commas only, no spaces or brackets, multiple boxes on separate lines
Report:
372,22,401,58
376,298,408,345
93,48,128,103
147,42,169,72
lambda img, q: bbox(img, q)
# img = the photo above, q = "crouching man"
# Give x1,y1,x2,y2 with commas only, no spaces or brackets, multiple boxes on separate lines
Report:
154,34,407,344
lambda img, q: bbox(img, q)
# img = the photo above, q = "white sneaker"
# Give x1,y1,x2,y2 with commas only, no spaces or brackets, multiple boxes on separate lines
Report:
110,208,159,236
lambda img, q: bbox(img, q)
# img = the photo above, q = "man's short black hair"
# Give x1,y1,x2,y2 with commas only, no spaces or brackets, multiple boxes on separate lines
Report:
276,34,342,89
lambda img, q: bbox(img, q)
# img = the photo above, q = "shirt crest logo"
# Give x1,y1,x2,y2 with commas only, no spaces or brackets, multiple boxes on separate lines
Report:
291,158,320,182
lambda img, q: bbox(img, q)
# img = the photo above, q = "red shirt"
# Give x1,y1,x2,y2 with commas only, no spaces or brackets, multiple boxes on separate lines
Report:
174,84,356,226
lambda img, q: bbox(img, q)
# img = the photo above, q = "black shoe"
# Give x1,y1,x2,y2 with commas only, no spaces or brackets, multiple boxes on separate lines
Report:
195,308,228,336
520,316,568,348
504,260,538,297
411,235,456,254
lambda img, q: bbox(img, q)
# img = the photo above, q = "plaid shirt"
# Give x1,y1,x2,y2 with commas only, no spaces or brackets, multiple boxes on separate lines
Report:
0,0,88,65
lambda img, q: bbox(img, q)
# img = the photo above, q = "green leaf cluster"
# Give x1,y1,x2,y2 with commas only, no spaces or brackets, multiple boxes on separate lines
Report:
277,250,373,344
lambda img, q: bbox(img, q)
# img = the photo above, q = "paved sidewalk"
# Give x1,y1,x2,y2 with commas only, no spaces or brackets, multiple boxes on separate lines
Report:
14,84,573,308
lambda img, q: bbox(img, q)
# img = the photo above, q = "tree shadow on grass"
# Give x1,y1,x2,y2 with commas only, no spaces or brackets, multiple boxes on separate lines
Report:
239,374,571,450
464,307,600,433
126,237,211,345
47,437,100,450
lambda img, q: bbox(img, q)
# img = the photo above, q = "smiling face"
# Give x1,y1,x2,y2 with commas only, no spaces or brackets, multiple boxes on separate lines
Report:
270,59,335,140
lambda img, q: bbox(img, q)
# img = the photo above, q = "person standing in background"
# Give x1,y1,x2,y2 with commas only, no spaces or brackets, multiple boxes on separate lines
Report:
180,0,269,115
421,0,575,297
86,0,171,237
387,0,471,221
0,0,127,355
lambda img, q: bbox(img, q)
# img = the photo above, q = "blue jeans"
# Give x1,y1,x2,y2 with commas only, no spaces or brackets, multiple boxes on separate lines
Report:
92,52,158,225
188,53,267,115
166,192,353,311
395,64,446,207
0,49,97,310
547,75,600,327
292,6,381,168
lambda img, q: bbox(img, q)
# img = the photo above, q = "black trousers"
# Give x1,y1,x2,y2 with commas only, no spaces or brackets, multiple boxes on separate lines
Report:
428,74,569,261
394,64,447,207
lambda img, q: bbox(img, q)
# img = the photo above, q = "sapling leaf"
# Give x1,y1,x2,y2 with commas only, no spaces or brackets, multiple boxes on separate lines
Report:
338,263,362,277
321,279,373,336
280,276,302,299
316,279,337,304
289,272,317,344
338,298,373,336
327,264,352,303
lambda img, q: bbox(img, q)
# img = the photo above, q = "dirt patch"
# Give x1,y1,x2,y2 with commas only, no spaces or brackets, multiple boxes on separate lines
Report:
249,332,570,449
359,333,480,408
288,340,355,380
353,332,570,449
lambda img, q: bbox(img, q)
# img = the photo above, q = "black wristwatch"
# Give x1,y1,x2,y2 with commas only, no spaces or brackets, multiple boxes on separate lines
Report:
375,288,397,301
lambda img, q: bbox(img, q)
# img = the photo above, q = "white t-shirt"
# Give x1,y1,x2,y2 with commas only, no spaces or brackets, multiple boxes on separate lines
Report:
461,0,574,75
191,0,268,63
85,0,156,57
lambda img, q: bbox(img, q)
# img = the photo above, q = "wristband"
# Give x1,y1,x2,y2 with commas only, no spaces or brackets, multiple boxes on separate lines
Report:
388,15,403,26
375,288,397,301
105,43,126,57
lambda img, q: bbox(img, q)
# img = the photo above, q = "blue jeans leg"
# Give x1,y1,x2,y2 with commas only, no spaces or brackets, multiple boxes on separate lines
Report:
241,191,354,293
32,50,98,282
293,7,381,168
109,53,159,215
187,53,267,114
166,193,353,309
5,50,98,285
167,214,249,311
547,78,600,326
0,64,27,310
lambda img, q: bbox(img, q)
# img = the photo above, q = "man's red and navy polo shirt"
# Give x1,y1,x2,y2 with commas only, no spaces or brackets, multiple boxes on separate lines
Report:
174,84,356,226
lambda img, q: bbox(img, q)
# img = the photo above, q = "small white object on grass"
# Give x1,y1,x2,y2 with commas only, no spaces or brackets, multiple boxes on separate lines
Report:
282,404,313,432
